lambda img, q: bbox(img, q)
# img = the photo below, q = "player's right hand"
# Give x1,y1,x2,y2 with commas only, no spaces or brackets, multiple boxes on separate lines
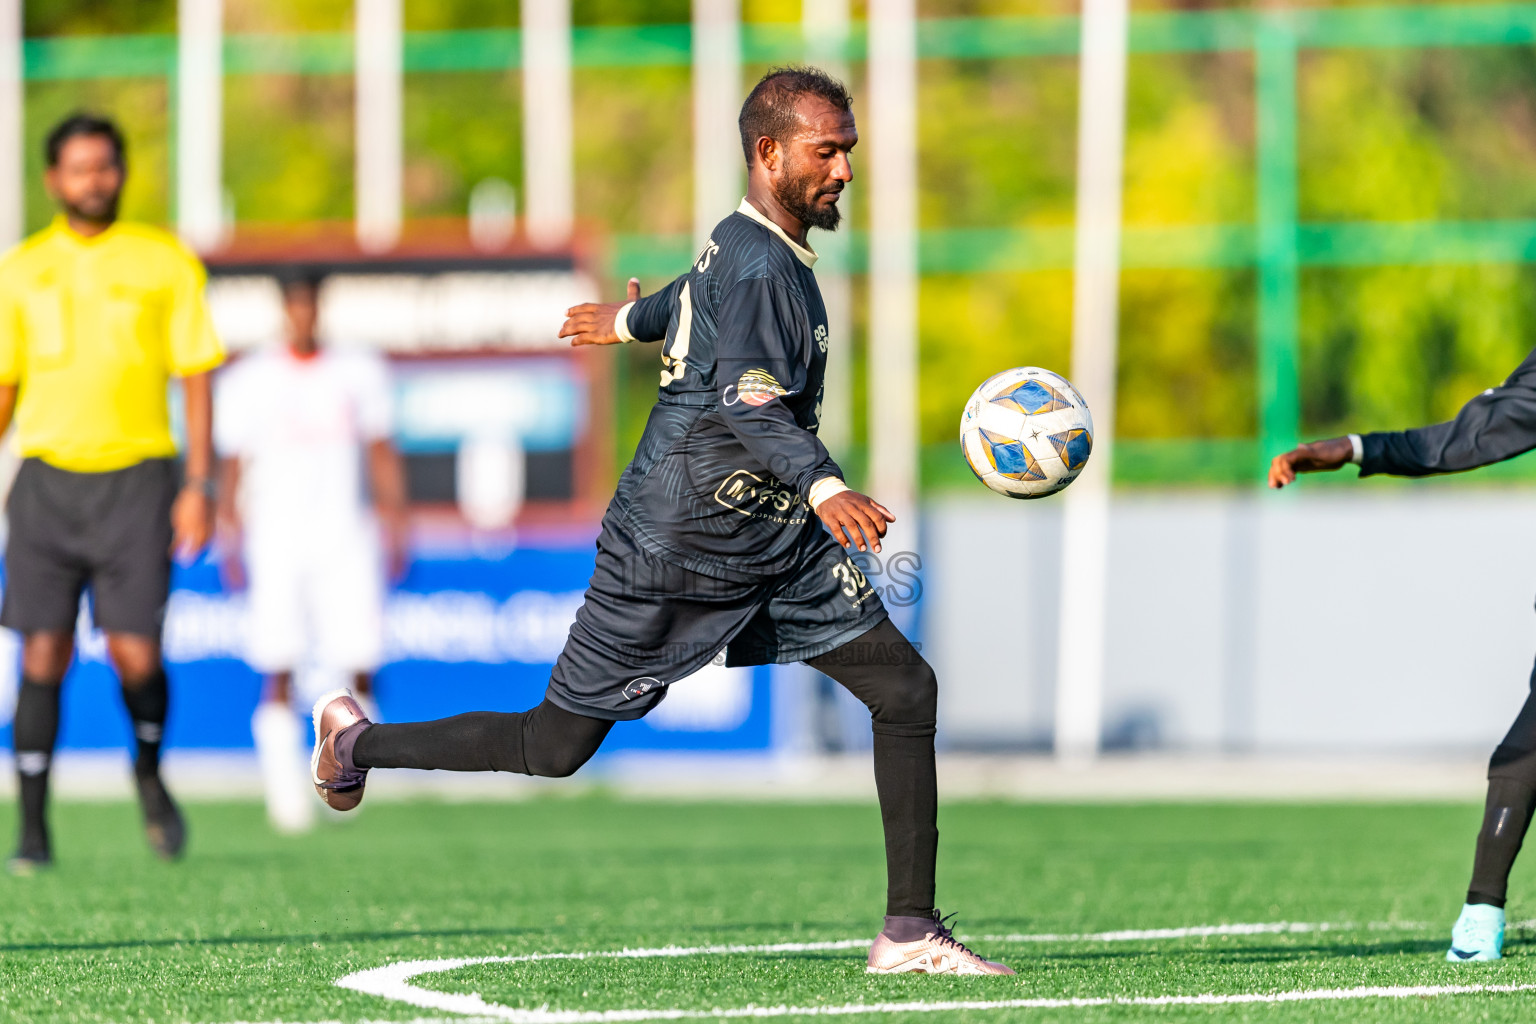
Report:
559,278,641,346
817,490,895,553
1267,436,1353,489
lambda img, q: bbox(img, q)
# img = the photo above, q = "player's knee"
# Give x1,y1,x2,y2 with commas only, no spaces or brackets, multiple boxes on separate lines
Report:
21,631,73,682
873,657,938,728
1489,742,1536,785
525,744,596,779
107,635,161,685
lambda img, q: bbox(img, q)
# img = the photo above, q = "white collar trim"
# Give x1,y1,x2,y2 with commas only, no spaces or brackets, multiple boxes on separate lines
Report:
736,198,818,268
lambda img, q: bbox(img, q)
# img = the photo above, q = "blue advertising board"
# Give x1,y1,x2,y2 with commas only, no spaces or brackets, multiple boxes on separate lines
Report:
0,541,773,757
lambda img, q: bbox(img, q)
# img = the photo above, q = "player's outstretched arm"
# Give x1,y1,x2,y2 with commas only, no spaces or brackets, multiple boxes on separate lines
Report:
1360,366,1536,477
1267,436,1353,489
560,278,641,346
561,274,689,346
816,490,896,554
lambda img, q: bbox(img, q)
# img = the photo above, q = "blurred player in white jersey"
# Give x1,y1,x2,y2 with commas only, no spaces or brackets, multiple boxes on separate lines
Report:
215,270,407,832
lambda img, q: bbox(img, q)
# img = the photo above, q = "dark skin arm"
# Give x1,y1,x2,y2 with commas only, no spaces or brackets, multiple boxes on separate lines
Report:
1267,436,1354,489
0,383,16,435
368,438,410,581
560,278,641,347
173,371,215,559
216,456,245,590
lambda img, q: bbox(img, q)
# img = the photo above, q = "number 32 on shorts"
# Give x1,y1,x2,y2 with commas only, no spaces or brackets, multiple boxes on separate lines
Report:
831,557,868,600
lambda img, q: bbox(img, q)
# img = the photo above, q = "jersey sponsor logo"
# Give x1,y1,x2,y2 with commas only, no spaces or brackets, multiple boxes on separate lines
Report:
695,240,721,272
723,369,790,408
622,676,663,701
713,469,810,524
814,323,828,353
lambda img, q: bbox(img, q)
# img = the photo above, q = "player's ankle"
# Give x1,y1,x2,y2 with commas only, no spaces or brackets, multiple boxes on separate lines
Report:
334,720,373,773
882,913,937,942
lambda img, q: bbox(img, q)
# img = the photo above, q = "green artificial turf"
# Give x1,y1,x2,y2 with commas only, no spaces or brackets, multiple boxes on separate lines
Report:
1,797,1533,1023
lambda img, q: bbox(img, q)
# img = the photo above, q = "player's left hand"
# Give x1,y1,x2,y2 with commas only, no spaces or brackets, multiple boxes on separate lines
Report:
560,278,641,346
817,490,895,553
171,486,213,561
1267,436,1353,489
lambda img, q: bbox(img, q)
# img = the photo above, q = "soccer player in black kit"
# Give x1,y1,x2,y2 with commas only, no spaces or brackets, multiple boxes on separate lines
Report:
309,68,1013,975
1270,352,1536,962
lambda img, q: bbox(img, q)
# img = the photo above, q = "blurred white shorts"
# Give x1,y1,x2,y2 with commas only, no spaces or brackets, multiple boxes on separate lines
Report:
243,521,385,677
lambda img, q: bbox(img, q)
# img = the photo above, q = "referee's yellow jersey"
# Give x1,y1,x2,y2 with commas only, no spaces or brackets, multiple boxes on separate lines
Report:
0,216,225,473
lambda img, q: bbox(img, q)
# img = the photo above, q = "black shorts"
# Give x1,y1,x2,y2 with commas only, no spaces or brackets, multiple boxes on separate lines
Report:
546,514,888,720
1,457,177,639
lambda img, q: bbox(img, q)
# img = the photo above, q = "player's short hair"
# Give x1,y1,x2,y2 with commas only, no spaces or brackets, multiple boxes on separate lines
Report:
738,66,852,167
46,113,126,169
277,265,327,296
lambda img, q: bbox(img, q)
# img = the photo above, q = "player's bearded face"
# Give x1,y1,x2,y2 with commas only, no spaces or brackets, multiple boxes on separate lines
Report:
774,149,842,232
49,136,124,225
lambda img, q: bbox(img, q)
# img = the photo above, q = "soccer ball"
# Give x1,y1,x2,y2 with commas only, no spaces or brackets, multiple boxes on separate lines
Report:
959,366,1093,499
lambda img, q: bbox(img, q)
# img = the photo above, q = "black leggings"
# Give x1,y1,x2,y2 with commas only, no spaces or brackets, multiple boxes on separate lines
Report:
806,620,938,919
352,618,939,918
1467,675,1536,908
354,700,612,778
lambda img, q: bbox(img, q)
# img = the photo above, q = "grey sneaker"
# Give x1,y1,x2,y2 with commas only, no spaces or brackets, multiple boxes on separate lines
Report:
311,689,371,812
867,911,1015,975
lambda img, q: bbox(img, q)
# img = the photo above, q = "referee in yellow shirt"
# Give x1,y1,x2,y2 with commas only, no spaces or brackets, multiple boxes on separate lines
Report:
0,115,224,872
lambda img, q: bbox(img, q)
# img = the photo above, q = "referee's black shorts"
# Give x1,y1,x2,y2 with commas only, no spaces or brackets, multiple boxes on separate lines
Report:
546,513,889,721
1,457,177,639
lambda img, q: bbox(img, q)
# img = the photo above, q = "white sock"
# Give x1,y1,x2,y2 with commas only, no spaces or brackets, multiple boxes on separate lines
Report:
252,700,315,834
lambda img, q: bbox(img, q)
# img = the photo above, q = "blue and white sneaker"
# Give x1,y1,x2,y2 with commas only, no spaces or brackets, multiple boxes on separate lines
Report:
1446,903,1504,962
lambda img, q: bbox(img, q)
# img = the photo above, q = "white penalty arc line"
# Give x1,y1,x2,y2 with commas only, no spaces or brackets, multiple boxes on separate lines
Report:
334,925,1535,1023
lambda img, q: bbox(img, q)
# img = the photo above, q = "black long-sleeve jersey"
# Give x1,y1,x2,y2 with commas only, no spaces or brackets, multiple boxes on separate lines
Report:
609,200,843,582
1360,346,1536,477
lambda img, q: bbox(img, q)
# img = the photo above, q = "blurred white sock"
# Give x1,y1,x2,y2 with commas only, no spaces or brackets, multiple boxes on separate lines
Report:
252,700,315,834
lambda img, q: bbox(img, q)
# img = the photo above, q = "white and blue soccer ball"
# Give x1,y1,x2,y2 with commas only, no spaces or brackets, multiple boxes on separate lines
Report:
960,366,1093,499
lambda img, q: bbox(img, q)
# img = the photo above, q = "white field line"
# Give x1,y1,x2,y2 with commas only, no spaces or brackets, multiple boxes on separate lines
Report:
332,925,1536,1023
976,916,1536,943
976,920,1394,943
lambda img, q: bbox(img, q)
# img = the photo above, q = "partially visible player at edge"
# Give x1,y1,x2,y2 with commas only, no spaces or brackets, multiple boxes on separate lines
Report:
309,67,1013,975
1271,363,1536,963
0,114,224,871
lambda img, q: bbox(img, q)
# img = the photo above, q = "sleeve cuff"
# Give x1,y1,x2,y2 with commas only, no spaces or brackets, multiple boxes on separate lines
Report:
170,351,226,377
614,302,637,343
808,476,850,510
1348,434,1363,465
